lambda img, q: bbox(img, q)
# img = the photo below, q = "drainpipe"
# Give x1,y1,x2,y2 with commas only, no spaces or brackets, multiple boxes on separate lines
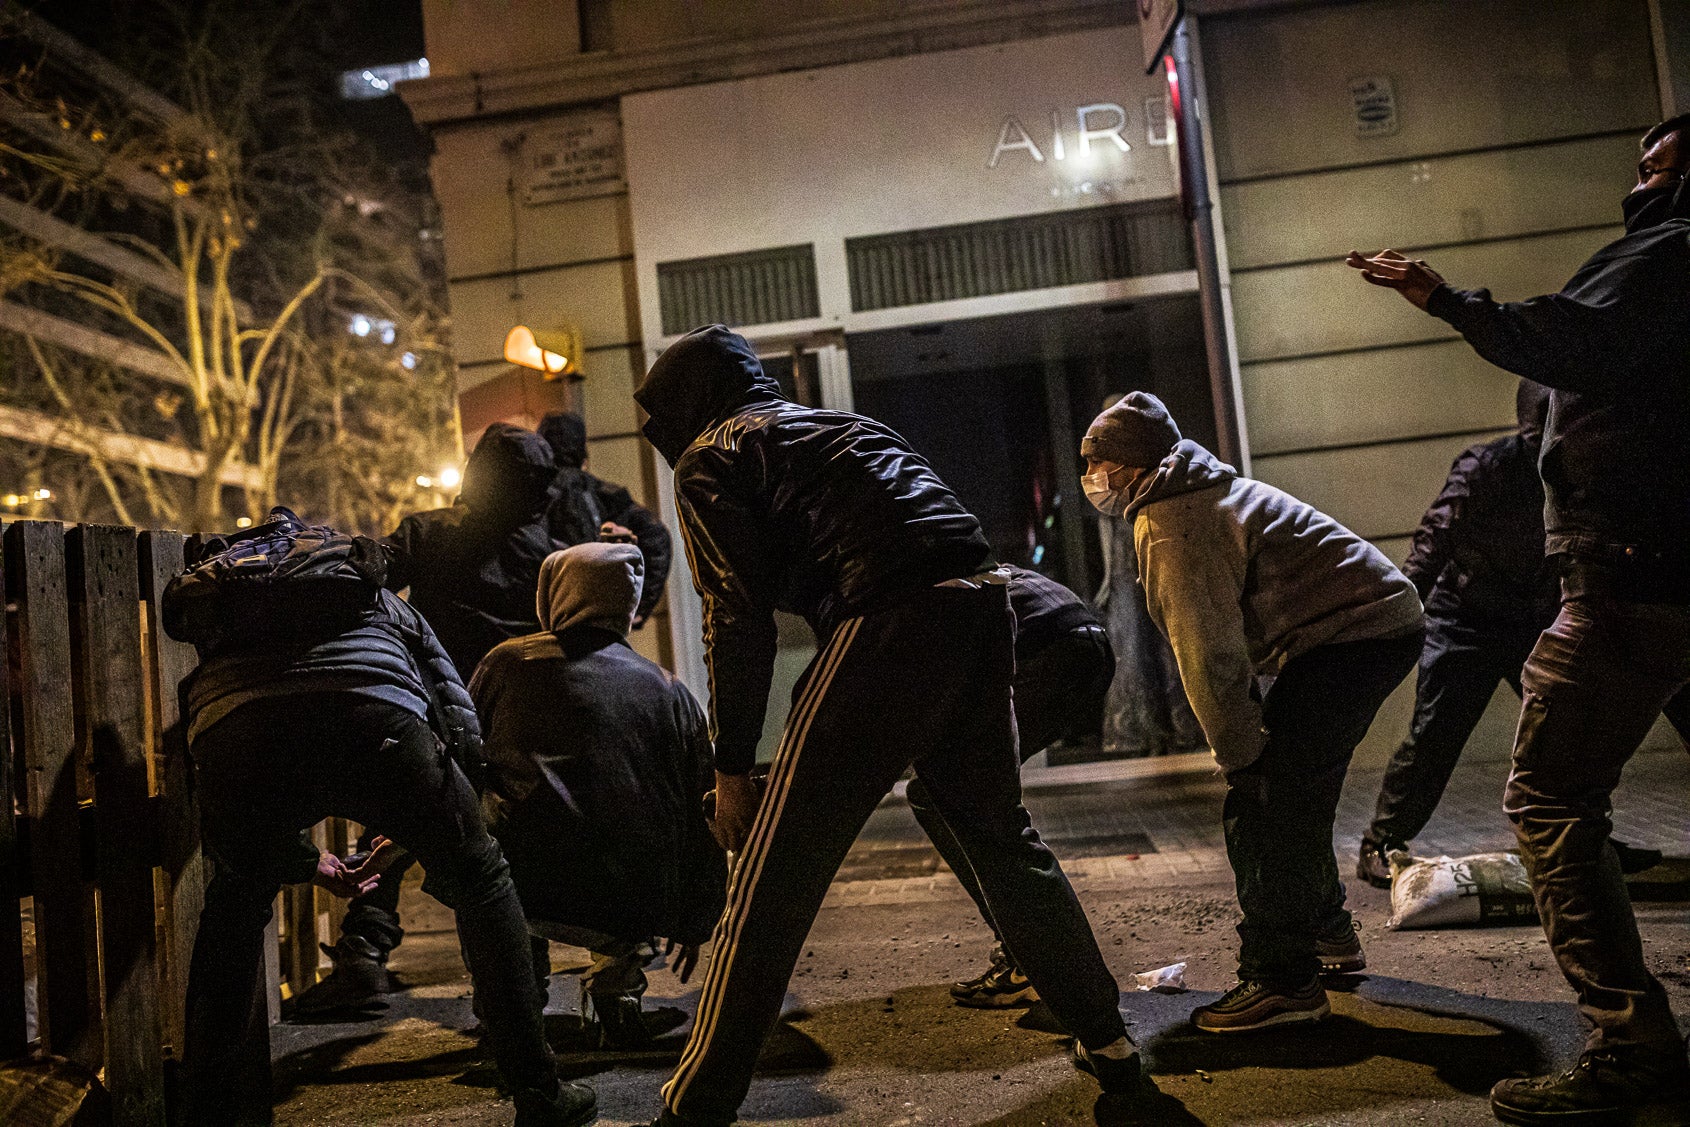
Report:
1168,16,1250,473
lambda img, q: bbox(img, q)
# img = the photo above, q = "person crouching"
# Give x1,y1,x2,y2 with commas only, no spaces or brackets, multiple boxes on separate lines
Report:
469,543,727,1049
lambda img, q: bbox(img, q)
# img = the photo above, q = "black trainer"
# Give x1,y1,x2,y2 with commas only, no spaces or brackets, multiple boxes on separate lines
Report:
1192,978,1329,1033
1356,839,1399,890
289,934,393,1016
1490,1048,1690,1125
514,1080,597,1127
591,993,653,1050
1072,1038,1151,1096
949,955,1038,1008
1612,837,1665,876
1315,921,1367,975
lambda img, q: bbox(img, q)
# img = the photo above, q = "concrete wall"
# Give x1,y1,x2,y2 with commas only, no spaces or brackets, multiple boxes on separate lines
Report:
1203,0,1661,765
427,111,663,663
422,0,581,77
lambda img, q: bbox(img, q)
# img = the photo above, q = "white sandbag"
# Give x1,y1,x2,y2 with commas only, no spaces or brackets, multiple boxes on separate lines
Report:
1386,850,1539,930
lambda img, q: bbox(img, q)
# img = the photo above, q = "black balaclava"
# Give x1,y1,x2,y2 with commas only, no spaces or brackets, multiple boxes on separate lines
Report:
633,324,785,467
537,411,588,470
1623,176,1690,233
459,422,556,525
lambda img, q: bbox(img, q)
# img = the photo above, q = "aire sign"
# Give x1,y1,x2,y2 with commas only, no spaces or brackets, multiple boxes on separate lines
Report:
988,103,1132,169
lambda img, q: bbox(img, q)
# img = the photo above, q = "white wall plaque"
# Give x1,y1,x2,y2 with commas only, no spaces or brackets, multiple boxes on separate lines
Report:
523,110,626,205
1349,75,1400,138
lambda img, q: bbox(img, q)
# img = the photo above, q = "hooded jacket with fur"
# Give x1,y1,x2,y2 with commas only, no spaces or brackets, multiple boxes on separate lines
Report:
1126,441,1423,772
634,324,993,773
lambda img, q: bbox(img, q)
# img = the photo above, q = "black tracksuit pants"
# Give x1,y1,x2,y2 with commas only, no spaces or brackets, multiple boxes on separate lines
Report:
661,583,1126,1125
905,624,1115,962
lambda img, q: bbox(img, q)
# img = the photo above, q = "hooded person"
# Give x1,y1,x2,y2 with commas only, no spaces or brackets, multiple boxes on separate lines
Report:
1349,381,1686,887
166,512,596,1127
1082,391,1424,1035
633,324,1149,1127
537,411,673,627
293,422,564,1018
468,542,725,1049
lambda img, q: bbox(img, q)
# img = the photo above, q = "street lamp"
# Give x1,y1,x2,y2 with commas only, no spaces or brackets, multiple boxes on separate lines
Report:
504,323,584,380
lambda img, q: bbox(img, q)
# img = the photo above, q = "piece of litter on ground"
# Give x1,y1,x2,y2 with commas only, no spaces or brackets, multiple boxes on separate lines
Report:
1133,961,1187,993
1196,1068,1212,1083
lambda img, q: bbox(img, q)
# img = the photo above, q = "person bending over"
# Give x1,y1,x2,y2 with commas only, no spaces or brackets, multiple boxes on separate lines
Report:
1082,393,1423,1034
166,507,594,1127
636,324,1149,1127
907,565,1115,1009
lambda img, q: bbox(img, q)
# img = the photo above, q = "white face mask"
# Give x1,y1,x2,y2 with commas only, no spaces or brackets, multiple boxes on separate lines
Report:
1083,465,1128,517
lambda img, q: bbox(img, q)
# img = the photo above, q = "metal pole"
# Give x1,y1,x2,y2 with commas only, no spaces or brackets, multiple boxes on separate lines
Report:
1170,17,1246,470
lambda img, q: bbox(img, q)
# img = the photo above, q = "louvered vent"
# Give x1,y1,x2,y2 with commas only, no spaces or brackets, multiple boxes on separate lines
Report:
846,199,1192,312
657,244,819,336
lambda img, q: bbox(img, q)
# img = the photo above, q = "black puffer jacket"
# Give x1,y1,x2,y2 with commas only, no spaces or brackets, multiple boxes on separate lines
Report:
183,587,481,772
1428,218,1690,576
386,423,559,677
1402,381,1556,622
1004,565,1102,659
634,324,994,773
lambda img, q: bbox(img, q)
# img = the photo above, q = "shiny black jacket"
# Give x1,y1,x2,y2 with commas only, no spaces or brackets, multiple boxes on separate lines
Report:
635,324,993,773
1004,565,1102,658
1428,218,1690,568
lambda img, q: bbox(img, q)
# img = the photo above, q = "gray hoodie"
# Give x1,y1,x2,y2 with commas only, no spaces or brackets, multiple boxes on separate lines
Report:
1126,441,1423,772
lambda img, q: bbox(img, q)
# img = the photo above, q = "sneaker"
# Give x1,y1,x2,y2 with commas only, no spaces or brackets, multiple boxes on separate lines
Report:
513,1080,597,1127
1490,1048,1690,1125
1356,839,1399,890
591,993,654,1050
950,956,1038,1009
289,935,393,1016
1192,979,1329,1033
1072,1037,1151,1096
1315,922,1367,975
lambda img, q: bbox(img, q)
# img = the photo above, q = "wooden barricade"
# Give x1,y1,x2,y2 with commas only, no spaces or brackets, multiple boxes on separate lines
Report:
1,521,359,1123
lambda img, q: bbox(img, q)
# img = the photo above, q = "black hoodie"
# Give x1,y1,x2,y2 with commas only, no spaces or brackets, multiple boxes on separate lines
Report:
1427,219,1690,577
385,422,560,676
635,324,993,773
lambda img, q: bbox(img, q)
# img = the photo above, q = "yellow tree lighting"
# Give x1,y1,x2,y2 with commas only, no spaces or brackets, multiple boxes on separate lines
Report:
504,323,584,380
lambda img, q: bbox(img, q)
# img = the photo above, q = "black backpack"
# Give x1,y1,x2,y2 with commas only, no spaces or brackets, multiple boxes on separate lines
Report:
163,506,388,651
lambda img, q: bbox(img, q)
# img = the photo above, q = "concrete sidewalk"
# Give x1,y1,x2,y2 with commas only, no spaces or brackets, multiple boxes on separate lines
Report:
268,746,1690,1126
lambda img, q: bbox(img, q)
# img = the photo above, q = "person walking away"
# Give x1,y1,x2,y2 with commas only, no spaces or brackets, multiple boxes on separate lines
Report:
538,410,673,628
906,564,1115,1009
297,422,562,1016
165,507,594,1127
1081,392,1424,1033
1347,112,1690,1126
635,325,1151,1127
470,542,726,1049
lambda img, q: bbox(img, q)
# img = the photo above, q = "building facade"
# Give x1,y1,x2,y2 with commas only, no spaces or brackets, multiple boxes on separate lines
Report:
402,0,1690,762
